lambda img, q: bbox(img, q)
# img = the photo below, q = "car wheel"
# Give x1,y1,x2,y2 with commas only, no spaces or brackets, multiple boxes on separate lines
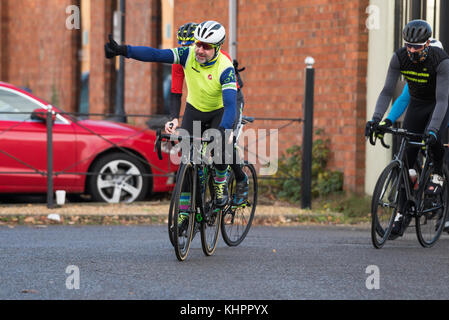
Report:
88,152,150,203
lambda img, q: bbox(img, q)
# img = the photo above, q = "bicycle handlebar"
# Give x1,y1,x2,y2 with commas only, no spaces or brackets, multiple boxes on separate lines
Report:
369,126,425,149
153,128,215,160
154,115,256,160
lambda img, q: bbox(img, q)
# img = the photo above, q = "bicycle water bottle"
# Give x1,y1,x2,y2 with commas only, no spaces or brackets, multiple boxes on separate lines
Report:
409,169,418,190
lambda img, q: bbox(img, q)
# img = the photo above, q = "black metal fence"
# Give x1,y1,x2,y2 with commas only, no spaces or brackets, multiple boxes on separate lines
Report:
0,58,315,209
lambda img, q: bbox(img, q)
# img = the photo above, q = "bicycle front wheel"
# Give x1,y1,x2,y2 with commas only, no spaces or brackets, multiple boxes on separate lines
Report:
221,162,257,247
168,187,177,247
371,161,402,249
415,166,449,248
173,163,196,261
201,172,222,256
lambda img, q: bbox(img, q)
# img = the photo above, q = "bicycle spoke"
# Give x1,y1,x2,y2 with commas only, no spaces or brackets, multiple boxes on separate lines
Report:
371,162,401,248
416,167,449,248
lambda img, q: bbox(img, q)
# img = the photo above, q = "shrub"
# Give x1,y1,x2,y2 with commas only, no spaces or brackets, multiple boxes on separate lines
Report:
260,129,343,203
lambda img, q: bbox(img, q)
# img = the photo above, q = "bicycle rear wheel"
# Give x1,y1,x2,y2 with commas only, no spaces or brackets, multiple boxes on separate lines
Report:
201,171,222,256
221,162,257,247
371,161,402,249
415,166,449,248
173,163,196,261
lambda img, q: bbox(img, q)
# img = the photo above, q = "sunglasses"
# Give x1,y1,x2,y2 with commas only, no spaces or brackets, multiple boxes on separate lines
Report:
405,42,426,50
195,41,216,50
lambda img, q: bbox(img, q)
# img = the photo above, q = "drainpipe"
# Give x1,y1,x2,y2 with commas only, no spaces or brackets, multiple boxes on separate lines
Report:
440,0,449,53
229,0,237,61
113,0,126,123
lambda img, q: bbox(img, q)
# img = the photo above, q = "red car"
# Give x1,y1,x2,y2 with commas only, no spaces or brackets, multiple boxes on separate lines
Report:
0,81,176,203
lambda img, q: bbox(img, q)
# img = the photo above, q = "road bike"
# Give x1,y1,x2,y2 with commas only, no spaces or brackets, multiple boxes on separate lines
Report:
155,116,258,260
368,126,449,249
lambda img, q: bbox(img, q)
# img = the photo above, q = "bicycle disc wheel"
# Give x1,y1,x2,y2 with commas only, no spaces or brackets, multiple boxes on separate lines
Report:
201,171,222,256
415,166,449,248
221,162,257,247
173,163,196,261
371,161,401,249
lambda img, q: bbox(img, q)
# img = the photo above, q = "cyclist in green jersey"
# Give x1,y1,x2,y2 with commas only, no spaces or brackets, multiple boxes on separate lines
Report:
105,21,249,221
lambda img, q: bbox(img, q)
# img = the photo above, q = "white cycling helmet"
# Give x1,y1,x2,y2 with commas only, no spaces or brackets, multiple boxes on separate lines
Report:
194,21,226,46
429,38,444,50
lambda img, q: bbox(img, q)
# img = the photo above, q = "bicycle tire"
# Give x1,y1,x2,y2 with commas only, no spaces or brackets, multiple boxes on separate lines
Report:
201,171,222,256
168,192,176,247
168,167,184,247
371,161,401,249
415,165,449,248
221,162,257,247
173,163,196,261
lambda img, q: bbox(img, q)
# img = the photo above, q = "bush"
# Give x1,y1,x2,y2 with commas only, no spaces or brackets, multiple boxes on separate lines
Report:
260,129,343,203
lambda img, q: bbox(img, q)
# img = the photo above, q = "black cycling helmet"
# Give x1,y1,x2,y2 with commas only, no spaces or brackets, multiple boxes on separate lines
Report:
177,22,197,46
402,20,432,44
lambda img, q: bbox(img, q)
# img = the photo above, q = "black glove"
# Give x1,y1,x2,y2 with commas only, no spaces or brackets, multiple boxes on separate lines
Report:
233,59,246,73
374,119,393,139
425,130,438,146
365,119,379,137
104,34,128,59
378,119,392,129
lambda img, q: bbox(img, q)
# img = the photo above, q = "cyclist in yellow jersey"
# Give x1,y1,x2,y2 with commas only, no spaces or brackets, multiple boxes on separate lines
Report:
105,21,249,217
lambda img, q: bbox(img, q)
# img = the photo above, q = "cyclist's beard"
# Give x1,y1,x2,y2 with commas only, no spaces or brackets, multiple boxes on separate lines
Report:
195,53,208,64
408,46,429,63
195,47,220,67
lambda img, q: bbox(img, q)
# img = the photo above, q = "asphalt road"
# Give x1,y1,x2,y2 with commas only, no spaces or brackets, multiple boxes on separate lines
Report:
1,225,449,300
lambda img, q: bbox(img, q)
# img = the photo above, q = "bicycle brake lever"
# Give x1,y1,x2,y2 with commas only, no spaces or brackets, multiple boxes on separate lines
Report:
153,128,161,152
380,136,390,149
369,132,376,146
154,129,164,160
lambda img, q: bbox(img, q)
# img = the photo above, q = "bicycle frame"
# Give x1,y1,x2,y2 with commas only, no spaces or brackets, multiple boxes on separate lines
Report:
374,127,437,218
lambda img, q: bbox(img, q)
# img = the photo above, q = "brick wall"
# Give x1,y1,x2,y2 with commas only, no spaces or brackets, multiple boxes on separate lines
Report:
89,0,114,116
124,0,162,127
87,0,162,126
0,1,7,80
0,0,370,193
174,0,369,193
0,0,80,112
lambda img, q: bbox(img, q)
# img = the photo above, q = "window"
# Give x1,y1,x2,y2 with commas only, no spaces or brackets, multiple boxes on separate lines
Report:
0,89,42,121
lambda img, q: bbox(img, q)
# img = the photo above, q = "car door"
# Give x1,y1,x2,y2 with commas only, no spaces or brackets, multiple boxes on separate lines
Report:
0,87,77,193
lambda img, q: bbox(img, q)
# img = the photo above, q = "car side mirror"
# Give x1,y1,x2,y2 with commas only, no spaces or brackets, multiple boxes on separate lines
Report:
31,108,56,122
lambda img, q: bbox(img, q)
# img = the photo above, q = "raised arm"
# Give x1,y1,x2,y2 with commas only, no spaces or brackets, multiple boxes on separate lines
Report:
105,34,190,66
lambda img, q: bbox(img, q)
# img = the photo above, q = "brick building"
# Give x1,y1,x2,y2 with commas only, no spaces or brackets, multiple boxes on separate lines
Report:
1,0,447,194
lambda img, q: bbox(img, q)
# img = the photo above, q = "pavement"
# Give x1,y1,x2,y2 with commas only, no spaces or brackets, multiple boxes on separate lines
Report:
0,200,359,227
2,225,449,299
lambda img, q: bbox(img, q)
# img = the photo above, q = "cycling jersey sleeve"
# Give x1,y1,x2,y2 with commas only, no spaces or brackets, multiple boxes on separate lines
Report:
169,93,182,121
428,59,449,133
172,47,190,67
219,67,238,129
126,46,175,63
387,83,410,123
126,46,190,66
372,53,401,122
171,64,185,94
